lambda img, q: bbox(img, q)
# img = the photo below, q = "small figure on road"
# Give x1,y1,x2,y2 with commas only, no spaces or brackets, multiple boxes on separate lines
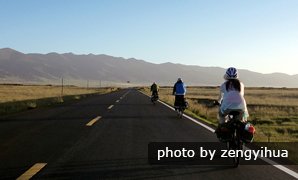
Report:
150,82,159,97
172,78,187,110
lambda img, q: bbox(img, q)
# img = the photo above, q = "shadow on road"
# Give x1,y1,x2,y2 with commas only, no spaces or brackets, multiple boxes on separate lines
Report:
37,158,234,179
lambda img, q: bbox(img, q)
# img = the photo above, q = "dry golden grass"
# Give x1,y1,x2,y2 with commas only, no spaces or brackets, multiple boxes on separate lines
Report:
0,84,113,103
140,86,298,142
0,84,119,115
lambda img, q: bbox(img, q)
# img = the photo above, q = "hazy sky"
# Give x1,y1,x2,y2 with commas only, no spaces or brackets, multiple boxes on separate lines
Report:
1,0,297,75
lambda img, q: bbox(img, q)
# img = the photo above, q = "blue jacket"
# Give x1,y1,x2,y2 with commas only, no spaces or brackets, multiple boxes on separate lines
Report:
173,81,186,95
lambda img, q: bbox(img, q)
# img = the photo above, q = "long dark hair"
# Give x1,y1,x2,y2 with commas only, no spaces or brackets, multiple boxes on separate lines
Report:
226,79,241,92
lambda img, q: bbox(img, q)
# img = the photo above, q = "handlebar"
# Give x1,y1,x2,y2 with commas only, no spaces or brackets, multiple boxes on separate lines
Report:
213,100,220,106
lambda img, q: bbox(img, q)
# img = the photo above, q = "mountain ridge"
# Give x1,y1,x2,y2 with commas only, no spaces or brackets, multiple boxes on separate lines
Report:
0,48,297,87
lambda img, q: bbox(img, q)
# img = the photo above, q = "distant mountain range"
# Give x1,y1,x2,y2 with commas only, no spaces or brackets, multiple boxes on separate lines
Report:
0,48,297,87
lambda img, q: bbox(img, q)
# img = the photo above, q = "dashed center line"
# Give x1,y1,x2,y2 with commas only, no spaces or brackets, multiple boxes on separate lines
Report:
17,163,47,180
108,105,114,109
86,116,101,126
116,100,120,103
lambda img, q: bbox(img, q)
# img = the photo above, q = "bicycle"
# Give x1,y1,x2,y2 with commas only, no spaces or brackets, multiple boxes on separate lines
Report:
174,99,188,118
213,101,248,167
224,110,244,167
151,92,159,105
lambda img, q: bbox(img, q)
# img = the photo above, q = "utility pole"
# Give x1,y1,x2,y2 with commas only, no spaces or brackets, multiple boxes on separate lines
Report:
61,77,64,97
87,80,89,89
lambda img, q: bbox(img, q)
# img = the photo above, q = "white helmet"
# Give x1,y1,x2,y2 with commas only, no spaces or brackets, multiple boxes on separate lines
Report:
224,67,238,79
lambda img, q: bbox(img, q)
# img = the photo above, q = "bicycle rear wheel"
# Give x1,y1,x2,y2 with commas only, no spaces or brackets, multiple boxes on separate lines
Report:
176,108,183,118
233,151,240,168
227,133,241,168
179,110,183,118
233,136,242,167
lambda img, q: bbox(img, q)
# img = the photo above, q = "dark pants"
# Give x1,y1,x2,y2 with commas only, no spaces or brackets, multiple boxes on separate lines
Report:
152,90,158,97
174,95,184,107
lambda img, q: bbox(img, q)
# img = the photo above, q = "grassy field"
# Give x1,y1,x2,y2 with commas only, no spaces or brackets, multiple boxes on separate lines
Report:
141,86,298,142
0,84,119,115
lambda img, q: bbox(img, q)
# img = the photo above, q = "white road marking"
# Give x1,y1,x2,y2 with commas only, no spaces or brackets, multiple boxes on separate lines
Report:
108,105,114,109
158,100,215,132
121,90,131,99
17,163,47,180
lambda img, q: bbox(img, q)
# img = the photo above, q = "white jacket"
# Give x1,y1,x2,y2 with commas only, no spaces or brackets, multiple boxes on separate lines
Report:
218,81,249,118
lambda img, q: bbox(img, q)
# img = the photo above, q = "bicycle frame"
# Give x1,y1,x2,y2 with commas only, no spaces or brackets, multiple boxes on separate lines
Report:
151,93,159,104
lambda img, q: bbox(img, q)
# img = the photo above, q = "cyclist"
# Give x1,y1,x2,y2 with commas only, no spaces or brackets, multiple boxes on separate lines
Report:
150,82,159,98
173,78,186,110
217,67,249,128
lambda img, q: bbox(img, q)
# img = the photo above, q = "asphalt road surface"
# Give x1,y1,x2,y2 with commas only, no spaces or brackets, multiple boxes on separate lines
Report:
0,89,297,179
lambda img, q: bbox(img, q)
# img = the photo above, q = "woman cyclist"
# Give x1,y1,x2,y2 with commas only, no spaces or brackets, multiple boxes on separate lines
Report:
217,67,249,129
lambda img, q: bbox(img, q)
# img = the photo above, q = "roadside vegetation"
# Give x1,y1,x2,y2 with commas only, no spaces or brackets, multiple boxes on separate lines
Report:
141,86,298,163
0,84,119,115
140,86,298,142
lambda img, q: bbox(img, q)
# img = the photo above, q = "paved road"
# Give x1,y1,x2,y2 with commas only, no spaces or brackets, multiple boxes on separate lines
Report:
0,89,297,179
